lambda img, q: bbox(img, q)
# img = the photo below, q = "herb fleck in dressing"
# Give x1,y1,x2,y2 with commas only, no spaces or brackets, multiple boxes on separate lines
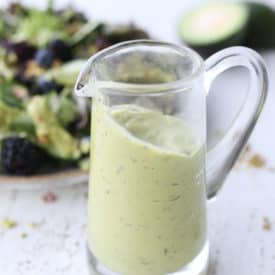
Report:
88,98,207,275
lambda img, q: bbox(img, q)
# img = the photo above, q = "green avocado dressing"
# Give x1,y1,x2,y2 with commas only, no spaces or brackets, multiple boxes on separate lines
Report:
88,98,207,275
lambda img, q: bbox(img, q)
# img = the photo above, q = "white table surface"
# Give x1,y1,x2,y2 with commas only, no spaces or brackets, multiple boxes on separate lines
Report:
1,1,275,274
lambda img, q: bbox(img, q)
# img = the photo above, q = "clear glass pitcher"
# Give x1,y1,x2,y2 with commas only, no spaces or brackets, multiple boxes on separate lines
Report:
74,40,268,275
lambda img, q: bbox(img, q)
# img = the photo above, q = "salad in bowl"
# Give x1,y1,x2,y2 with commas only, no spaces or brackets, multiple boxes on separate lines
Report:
0,2,148,184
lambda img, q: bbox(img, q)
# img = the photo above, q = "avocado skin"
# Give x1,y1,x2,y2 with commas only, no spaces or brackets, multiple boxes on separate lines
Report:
244,2,275,49
187,30,246,58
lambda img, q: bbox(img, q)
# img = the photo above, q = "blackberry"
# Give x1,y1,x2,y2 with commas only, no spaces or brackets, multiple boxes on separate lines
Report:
35,49,54,68
15,72,33,87
1,137,47,175
31,77,63,95
48,39,72,62
2,41,36,63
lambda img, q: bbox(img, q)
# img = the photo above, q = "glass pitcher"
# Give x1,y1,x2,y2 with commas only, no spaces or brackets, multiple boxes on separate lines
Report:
74,40,268,275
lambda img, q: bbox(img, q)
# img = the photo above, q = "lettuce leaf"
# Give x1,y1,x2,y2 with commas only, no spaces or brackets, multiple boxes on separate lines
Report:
14,9,66,47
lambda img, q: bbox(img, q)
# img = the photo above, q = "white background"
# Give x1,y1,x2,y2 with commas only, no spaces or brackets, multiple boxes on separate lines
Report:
1,0,275,274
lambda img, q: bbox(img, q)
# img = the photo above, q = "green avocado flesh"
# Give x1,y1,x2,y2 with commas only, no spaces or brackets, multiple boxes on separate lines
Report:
27,96,80,160
179,2,249,46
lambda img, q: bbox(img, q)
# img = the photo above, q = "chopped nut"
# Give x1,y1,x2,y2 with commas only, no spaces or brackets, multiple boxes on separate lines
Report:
249,154,265,168
36,115,45,123
25,60,44,77
38,134,49,145
263,216,272,231
1,219,17,229
21,232,28,238
28,222,39,229
43,192,57,203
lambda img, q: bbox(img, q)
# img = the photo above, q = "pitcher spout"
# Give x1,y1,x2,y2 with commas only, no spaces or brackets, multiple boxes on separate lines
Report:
74,54,97,97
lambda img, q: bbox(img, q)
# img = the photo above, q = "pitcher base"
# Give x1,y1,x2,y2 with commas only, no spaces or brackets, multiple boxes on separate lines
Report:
87,242,209,275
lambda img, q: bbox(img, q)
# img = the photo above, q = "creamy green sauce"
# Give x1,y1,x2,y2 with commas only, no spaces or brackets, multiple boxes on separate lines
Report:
88,97,207,275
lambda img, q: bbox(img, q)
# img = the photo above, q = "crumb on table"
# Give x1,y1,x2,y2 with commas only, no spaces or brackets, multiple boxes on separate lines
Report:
262,216,272,231
249,154,266,168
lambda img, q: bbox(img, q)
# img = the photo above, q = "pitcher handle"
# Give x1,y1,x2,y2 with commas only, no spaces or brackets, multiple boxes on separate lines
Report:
205,46,268,199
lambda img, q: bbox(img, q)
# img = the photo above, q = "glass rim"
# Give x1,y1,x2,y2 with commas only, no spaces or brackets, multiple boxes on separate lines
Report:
90,39,204,96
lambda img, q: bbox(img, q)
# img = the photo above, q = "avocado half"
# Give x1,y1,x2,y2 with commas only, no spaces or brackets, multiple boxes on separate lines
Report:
179,2,275,57
179,2,249,57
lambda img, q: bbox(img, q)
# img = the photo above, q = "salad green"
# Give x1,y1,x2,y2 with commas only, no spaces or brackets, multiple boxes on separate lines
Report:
14,9,66,47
